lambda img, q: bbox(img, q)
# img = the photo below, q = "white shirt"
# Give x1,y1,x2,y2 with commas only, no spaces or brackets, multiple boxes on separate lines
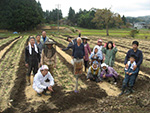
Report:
33,71,54,90
93,45,103,52
125,61,136,70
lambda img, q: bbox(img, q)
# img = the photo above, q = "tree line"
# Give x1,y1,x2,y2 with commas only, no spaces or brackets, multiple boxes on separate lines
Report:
0,0,129,33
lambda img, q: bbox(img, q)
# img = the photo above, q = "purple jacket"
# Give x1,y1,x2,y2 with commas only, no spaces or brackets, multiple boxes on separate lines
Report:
84,43,91,61
101,66,118,77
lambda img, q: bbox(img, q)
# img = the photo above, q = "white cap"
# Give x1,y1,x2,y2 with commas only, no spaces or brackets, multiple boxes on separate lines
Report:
40,65,49,70
101,63,108,68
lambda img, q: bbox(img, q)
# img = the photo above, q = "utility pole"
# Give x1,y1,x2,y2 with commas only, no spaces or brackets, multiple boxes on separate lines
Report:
56,4,61,33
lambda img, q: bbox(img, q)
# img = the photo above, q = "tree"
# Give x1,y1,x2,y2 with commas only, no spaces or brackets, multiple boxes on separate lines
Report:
122,15,127,25
68,7,76,24
0,0,44,31
92,8,123,36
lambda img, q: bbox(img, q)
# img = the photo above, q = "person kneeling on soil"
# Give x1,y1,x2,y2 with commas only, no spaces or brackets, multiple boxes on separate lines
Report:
87,61,102,83
101,63,118,84
33,65,54,97
119,55,139,96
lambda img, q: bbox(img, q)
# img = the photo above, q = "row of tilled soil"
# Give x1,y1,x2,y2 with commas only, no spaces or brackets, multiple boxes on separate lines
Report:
0,36,28,112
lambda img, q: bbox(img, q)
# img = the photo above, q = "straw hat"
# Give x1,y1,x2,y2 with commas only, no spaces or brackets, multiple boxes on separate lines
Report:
45,39,56,45
81,36,90,40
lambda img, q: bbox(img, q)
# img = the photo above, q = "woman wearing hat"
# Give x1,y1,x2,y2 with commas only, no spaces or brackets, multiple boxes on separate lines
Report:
102,41,117,67
87,61,101,83
82,36,91,72
101,63,118,84
41,39,56,75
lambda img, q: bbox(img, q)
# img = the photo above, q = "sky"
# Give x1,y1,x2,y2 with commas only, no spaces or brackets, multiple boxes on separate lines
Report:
37,0,150,17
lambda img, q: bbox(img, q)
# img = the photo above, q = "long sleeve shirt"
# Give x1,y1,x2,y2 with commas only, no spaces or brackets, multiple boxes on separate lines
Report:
62,39,77,51
125,61,139,75
124,49,143,67
72,43,85,59
25,46,41,64
33,71,54,90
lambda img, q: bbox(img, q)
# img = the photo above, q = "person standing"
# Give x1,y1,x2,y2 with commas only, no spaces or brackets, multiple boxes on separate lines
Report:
35,35,43,54
41,39,56,76
62,37,77,51
82,36,91,72
72,37,85,74
25,37,41,85
102,41,118,67
124,41,143,84
40,31,49,45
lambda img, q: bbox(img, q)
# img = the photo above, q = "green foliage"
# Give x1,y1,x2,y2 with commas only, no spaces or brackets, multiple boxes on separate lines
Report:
0,0,43,31
44,9,63,24
92,8,123,36
130,29,139,38
68,7,76,24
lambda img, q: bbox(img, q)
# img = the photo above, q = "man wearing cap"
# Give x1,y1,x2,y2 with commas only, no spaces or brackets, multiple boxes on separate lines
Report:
41,39,56,75
25,37,41,85
40,31,49,45
33,65,54,96
87,61,101,83
124,41,143,84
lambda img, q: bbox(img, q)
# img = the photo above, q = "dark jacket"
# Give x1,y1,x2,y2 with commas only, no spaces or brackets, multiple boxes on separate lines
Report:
62,39,77,51
72,43,85,59
25,46,41,64
124,49,143,67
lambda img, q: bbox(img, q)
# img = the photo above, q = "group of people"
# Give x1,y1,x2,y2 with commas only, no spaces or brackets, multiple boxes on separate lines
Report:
62,34,143,96
25,31,56,96
25,31,143,97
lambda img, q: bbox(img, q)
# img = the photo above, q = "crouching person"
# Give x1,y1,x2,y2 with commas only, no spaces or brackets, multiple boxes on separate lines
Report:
33,65,54,97
87,61,101,83
101,63,118,84
119,55,138,96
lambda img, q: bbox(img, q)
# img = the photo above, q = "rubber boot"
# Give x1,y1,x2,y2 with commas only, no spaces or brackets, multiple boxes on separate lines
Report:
119,85,126,96
26,76,30,86
126,86,133,95
42,89,49,96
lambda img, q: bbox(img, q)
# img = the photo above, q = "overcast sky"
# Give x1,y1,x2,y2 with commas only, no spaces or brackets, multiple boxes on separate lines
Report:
37,0,150,17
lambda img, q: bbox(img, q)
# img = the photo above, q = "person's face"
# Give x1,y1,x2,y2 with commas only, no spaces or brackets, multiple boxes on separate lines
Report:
30,39,35,46
47,44,52,48
130,57,135,63
132,44,138,50
93,64,97,69
41,69,48,76
83,39,87,43
98,41,102,46
94,48,98,53
102,66,107,70
36,36,40,41
42,32,46,38
77,39,81,44
68,38,71,42
108,43,112,49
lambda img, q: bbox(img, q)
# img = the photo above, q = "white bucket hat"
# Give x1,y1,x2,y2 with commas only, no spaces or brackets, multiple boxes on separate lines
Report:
101,63,108,68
